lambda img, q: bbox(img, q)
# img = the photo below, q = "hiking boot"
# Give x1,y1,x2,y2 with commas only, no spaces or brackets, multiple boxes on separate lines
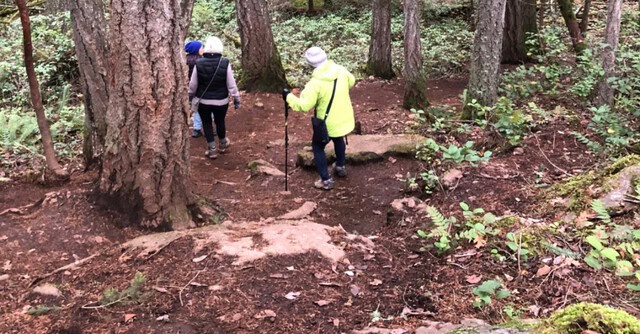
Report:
334,165,347,177
314,178,335,190
205,142,218,159
219,137,231,153
192,129,203,138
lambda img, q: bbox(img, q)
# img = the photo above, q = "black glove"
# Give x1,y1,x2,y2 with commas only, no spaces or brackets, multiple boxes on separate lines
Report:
282,88,290,101
233,96,240,110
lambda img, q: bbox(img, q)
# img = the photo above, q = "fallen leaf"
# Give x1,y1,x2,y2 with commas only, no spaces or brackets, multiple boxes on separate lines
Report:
319,282,342,287
124,314,136,323
344,271,354,277
363,254,375,261
232,313,242,321
529,305,541,317
344,297,353,306
333,318,340,327
2,260,11,271
33,284,62,297
465,274,482,284
254,309,277,319
286,266,295,271
350,285,360,296
190,282,208,287
407,254,419,259
94,236,104,244
536,265,552,277
269,273,285,279
285,291,300,300
369,279,383,286
0,235,8,241
575,211,594,228
153,286,169,293
373,210,382,215
208,285,223,291
156,314,169,322
192,255,208,263
553,255,566,266
0,274,9,281
315,299,333,306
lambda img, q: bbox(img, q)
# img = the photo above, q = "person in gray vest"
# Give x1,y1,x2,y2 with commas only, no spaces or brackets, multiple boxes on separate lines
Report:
188,37,240,159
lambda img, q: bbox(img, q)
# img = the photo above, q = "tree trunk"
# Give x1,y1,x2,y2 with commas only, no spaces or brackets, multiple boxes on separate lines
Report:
594,0,622,107
579,0,592,37
69,0,108,169
15,0,68,180
557,0,587,54
463,0,507,119
308,0,314,12
236,0,288,92
367,0,395,79
403,0,429,110
100,0,195,229
538,0,545,31
502,0,537,63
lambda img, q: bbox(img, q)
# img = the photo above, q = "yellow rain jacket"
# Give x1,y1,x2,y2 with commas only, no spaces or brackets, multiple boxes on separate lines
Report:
286,60,356,138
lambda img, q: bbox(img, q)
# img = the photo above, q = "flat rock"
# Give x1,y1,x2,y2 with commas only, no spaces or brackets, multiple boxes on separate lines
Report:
415,319,531,334
297,134,426,167
600,165,640,213
248,159,285,177
33,283,63,298
351,328,408,334
278,202,317,220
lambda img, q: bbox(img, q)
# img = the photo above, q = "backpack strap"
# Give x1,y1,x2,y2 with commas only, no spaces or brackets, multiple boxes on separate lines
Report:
315,79,338,121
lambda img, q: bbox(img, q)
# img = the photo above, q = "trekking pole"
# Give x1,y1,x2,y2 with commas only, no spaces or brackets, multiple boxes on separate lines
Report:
283,88,290,191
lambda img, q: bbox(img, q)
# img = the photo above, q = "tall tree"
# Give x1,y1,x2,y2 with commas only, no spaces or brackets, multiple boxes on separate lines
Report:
501,0,537,63
15,0,68,180
99,0,195,229
307,0,314,12
557,0,587,54
579,0,592,36
403,0,429,110
366,0,394,79
69,0,108,168
595,0,623,106
236,0,288,92
464,0,507,118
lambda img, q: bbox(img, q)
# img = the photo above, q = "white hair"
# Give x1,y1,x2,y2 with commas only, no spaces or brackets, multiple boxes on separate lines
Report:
204,37,224,54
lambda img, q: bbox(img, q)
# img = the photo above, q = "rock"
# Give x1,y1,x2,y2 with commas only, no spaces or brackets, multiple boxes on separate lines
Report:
0,274,9,281
415,322,458,334
441,169,463,188
297,134,427,167
600,165,640,213
414,319,531,334
390,197,421,213
351,328,407,334
513,147,524,155
278,202,317,220
248,159,285,177
254,102,264,108
33,283,63,298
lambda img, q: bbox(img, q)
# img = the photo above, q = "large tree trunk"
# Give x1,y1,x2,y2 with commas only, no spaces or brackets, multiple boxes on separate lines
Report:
594,0,622,107
501,0,537,63
557,0,587,54
579,0,592,37
403,0,429,110
69,0,109,169
463,0,507,119
366,0,394,79
236,0,288,92
15,0,68,180
100,0,195,229
308,0,314,12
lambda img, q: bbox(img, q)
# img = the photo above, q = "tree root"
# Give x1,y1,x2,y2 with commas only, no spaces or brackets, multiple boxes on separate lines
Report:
30,253,100,287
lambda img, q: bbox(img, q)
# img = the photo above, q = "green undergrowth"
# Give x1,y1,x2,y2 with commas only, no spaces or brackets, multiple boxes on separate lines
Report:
536,303,640,334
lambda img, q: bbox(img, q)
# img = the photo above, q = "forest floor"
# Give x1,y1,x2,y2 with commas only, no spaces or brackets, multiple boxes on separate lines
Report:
1,78,638,334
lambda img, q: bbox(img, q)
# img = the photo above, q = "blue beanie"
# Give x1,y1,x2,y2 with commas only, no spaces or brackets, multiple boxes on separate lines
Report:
184,41,202,55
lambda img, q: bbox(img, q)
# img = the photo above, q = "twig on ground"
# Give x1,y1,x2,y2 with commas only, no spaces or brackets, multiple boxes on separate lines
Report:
0,197,44,217
179,269,205,307
478,173,520,180
30,253,99,287
533,134,574,177
517,232,523,276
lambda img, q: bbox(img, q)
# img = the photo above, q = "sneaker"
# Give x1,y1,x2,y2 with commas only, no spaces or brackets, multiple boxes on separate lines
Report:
334,165,347,177
314,178,335,190
192,129,203,138
205,142,218,159
219,137,231,153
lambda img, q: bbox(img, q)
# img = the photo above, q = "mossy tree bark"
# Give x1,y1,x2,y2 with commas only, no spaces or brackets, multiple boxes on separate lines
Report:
366,0,394,79
594,0,622,107
557,0,587,54
100,0,195,229
69,0,109,168
463,0,507,119
502,0,537,63
236,0,288,92
15,0,68,181
402,0,429,111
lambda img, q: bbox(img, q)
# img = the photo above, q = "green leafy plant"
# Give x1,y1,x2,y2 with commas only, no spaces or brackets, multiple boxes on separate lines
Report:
506,232,530,262
472,280,510,307
27,305,60,316
99,272,147,307
457,202,498,247
418,206,457,254
591,199,612,225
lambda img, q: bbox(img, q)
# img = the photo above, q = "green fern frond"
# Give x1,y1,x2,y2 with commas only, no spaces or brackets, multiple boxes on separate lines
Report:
591,199,611,224
426,206,448,227
572,131,603,153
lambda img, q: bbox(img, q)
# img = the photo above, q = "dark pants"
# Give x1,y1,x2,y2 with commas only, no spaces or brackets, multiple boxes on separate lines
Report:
312,137,346,181
198,104,228,143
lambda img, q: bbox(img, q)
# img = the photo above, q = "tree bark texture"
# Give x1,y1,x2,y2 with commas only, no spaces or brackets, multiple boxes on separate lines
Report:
579,0,592,37
557,0,587,54
236,0,288,92
502,0,537,63
15,0,68,180
100,0,195,229
308,0,314,12
403,0,429,110
464,0,507,118
367,0,394,79
595,0,622,107
69,0,109,168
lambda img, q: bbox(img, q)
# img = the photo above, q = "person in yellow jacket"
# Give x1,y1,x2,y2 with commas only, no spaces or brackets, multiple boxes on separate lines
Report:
283,47,356,190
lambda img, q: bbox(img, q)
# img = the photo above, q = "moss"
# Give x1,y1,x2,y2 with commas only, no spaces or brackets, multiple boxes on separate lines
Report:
536,303,640,334
605,154,640,175
494,215,520,231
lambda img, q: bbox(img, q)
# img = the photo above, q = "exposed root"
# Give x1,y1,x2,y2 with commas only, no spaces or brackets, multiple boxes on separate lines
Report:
30,253,100,287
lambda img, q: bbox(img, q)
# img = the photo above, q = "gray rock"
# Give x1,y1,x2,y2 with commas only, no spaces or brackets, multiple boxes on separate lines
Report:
248,159,285,177
33,283,63,298
442,169,463,188
351,328,408,334
297,134,427,168
600,165,640,213
414,319,531,334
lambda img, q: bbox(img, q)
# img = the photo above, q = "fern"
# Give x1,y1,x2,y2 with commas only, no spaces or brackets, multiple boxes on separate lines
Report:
572,131,603,153
591,199,612,225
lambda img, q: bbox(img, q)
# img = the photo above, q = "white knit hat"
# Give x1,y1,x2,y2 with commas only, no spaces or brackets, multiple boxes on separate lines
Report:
204,36,223,54
304,47,327,68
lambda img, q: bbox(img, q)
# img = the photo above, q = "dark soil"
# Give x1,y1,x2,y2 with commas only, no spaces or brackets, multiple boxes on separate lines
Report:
1,78,638,334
